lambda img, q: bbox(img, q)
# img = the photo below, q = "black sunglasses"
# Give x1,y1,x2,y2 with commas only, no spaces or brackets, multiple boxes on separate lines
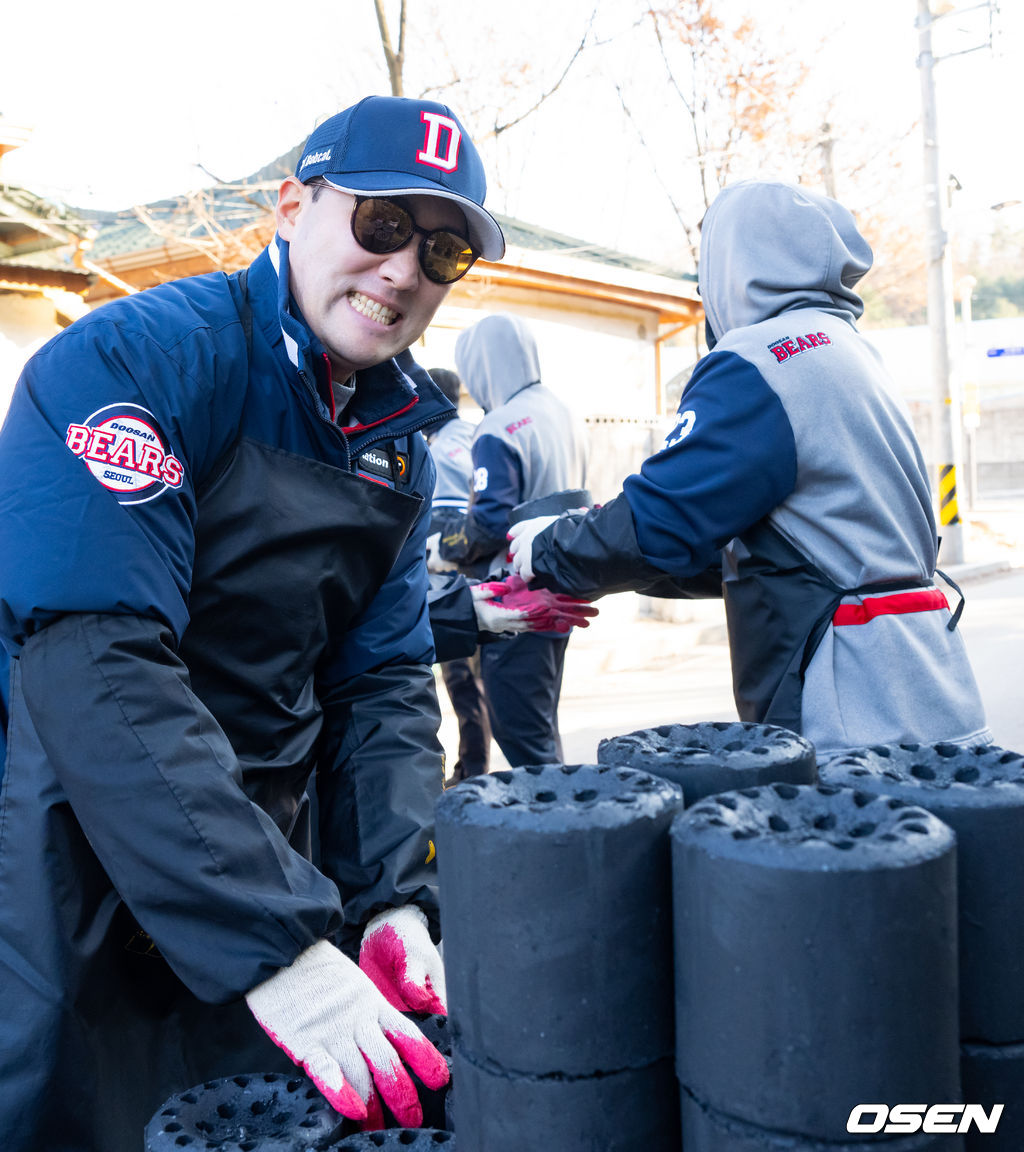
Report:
312,184,478,284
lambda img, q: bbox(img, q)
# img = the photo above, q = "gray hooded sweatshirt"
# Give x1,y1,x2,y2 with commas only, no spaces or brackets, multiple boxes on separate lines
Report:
532,181,989,757
451,312,587,569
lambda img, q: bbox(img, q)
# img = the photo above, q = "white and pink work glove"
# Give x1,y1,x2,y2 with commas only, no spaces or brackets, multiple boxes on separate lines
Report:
469,581,535,635
475,574,597,634
245,938,448,1129
358,905,447,1016
506,509,588,583
425,531,459,574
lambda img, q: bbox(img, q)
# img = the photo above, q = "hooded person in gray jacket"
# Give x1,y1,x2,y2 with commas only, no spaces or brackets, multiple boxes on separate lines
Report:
442,312,589,767
424,366,491,779
508,181,990,759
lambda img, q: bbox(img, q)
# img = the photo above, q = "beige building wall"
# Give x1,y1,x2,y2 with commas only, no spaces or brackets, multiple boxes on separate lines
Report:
415,287,689,500
0,291,68,414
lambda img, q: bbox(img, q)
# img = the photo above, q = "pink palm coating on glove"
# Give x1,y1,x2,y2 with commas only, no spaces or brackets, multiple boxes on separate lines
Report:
359,908,448,1016
359,1027,450,1128
368,1025,450,1127
362,1089,385,1131
260,1013,448,1128
257,1022,369,1120
246,938,448,1130
360,921,446,1014
481,574,598,633
388,1026,451,1090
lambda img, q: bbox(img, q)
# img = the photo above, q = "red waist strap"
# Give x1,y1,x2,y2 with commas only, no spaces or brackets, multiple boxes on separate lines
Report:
832,588,949,627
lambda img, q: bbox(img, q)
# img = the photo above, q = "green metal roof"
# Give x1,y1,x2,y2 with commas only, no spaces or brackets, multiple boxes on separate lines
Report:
78,144,695,285
1,183,94,255
0,184,93,289
82,183,279,261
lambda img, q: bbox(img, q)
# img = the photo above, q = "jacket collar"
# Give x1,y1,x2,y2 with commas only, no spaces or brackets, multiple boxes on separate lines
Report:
250,237,452,435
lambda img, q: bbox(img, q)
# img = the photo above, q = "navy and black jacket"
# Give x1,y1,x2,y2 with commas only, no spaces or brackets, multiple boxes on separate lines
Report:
0,236,452,1149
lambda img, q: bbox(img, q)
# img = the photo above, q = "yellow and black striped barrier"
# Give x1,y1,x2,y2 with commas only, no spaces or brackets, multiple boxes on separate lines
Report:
938,464,960,527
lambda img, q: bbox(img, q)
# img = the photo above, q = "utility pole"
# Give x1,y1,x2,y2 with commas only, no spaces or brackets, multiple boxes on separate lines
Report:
820,122,837,199
917,0,965,563
958,275,980,512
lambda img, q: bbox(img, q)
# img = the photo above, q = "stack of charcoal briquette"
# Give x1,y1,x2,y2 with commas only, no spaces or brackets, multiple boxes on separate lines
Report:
435,762,684,1151
823,741,1024,1150
438,722,970,1150
148,727,1021,1151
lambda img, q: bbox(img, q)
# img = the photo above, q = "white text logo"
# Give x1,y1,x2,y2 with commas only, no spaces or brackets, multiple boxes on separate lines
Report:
847,1104,1003,1135
417,112,461,172
665,409,697,447
299,149,332,171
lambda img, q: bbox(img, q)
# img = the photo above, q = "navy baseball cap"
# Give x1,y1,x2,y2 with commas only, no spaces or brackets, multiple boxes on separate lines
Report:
295,95,505,262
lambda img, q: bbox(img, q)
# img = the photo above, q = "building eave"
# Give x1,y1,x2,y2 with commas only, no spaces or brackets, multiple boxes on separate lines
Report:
85,234,702,331
466,245,701,328
0,262,92,294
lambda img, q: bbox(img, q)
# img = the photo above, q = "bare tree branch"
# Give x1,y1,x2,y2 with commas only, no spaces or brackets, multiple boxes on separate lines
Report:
195,162,229,185
648,10,709,211
491,7,598,138
373,0,405,97
613,83,699,268
131,188,276,274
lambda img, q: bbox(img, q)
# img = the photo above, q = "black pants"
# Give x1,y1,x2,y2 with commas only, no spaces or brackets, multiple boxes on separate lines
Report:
441,650,491,782
479,632,569,769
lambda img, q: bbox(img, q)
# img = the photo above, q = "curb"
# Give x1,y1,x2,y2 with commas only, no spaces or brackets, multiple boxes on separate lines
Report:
943,559,1017,585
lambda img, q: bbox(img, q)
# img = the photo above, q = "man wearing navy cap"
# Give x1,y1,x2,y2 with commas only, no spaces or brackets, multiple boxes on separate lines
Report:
0,96,503,1149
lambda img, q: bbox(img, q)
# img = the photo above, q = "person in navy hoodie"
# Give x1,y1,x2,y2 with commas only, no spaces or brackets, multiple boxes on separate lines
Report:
0,96,505,1149
440,313,589,768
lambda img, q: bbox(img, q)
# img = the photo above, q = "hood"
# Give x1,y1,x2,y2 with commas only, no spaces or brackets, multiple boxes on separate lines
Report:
455,312,541,413
699,181,873,343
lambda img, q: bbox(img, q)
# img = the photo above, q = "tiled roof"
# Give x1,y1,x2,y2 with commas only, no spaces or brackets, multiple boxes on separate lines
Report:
1,184,94,256
0,259,91,292
79,144,696,285
0,185,93,290
0,247,88,273
82,183,279,261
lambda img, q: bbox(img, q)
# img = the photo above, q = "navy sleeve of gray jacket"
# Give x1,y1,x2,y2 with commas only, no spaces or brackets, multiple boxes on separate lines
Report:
469,434,522,539
437,433,521,566
530,496,723,599
622,350,796,574
532,351,796,593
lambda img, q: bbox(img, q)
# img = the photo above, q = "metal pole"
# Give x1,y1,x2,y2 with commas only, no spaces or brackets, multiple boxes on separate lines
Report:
958,276,979,512
917,0,966,562
820,122,837,199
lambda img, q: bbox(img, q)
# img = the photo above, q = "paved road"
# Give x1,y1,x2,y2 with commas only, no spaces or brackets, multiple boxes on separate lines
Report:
956,567,1024,751
438,560,1024,773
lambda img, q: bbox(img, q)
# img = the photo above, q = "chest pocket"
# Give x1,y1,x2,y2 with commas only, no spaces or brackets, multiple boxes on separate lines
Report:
179,436,421,824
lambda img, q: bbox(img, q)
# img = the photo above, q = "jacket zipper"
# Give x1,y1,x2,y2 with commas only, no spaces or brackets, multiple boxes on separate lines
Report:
297,366,448,477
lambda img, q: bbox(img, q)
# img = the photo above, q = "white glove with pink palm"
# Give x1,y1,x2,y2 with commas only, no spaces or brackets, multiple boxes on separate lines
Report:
245,938,448,1129
358,905,447,1015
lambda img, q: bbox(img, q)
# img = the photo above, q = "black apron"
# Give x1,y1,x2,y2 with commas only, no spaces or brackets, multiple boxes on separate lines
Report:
723,517,951,736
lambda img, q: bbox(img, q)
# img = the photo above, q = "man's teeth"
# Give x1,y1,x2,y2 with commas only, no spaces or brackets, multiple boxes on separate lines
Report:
349,292,398,325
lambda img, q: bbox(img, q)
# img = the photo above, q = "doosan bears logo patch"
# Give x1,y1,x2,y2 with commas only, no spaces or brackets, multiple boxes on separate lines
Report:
65,403,185,505
767,332,832,363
